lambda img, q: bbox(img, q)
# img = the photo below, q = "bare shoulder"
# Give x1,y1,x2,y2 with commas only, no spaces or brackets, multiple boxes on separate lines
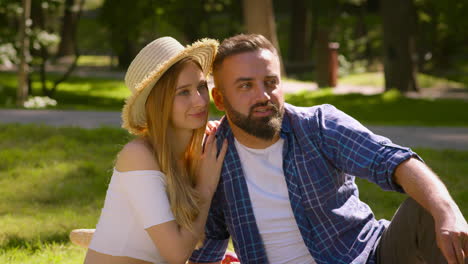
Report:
115,138,160,172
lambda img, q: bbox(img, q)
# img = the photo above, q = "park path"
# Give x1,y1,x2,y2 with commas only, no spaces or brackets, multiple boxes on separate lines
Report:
1,108,468,151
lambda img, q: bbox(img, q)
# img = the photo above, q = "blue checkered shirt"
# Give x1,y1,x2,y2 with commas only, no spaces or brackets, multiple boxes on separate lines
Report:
190,104,417,264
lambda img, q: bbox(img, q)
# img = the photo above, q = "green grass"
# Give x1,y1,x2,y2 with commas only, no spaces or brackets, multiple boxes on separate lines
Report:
340,72,466,89
284,89,468,126
0,124,133,263
356,148,468,218
0,124,467,263
0,72,128,110
77,56,114,67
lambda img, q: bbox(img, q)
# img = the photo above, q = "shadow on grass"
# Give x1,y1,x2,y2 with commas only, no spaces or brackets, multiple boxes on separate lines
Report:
28,162,112,206
1,233,69,251
51,91,125,111
0,124,132,206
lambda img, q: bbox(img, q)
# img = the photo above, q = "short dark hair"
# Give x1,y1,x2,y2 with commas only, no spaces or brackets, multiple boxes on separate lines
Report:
213,34,277,73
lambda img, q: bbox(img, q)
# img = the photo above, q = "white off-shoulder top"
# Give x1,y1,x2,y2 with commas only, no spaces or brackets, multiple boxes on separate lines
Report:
89,169,174,263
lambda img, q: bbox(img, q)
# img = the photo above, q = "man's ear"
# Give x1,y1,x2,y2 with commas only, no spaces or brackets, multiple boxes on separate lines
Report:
211,87,225,111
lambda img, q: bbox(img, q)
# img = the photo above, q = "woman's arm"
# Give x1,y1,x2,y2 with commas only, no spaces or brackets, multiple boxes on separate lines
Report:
117,132,227,264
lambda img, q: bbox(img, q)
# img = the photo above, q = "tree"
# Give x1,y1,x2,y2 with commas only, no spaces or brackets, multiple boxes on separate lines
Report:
17,0,31,107
56,0,80,57
381,0,418,92
242,0,286,75
310,0,340,87
99,0,154,69
31,0,85,97
288,0,311,63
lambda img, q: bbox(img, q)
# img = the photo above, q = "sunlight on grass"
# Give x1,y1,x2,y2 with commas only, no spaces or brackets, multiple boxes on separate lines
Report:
285,89,468,126
418,73,465,89
77,56,113,67
340,72,385,87
0,243,86,264
339,72,466,89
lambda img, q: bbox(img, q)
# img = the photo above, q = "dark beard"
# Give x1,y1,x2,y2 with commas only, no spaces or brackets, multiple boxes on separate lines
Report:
223,98,284,140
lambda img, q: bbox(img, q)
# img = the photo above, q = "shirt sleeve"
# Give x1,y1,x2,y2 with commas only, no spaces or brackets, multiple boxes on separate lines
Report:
117,170,175,228
190,189,230,262
313,104,422,192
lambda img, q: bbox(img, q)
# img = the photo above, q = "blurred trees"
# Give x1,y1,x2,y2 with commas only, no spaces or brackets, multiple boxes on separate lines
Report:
277,0,467,90
1,0,86,98
2,0,468,103
98,0,243,69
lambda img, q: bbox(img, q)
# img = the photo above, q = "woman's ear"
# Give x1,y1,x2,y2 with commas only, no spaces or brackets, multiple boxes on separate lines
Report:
211,87,225,111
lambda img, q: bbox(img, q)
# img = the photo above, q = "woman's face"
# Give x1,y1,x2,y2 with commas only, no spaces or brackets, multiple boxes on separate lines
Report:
171,61,209,131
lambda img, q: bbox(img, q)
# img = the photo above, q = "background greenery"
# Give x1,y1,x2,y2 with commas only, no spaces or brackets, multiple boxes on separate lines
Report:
1,71,467,126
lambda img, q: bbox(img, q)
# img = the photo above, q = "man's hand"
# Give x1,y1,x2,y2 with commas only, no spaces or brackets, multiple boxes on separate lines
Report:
394,158,468,264
435,208,468,264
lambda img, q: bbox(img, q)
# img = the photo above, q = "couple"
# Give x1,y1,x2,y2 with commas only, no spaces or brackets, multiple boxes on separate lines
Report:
83,34,467,264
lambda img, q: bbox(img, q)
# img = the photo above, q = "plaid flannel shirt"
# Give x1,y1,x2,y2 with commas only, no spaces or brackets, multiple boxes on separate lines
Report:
190,103,418,264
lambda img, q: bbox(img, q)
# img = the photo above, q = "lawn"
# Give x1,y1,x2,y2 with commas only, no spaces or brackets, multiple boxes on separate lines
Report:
0,72,129,111
339,72,467,89
284,89,468,126
0,124,467,263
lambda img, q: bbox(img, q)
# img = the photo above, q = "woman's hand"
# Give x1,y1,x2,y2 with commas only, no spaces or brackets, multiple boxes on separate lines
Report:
205,120,221,134
197,125,228,201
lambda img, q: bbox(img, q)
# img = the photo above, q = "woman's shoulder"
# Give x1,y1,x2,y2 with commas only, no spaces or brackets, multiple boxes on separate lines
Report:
115,138,160,172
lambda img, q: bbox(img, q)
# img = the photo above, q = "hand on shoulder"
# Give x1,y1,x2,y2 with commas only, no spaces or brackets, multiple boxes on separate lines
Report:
115,138,160,172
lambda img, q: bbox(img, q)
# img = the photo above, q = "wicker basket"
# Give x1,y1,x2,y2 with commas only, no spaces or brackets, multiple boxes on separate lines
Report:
69,228,95,248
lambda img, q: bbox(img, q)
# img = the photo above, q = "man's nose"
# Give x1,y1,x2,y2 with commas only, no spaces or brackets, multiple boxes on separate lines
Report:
254,83,271,102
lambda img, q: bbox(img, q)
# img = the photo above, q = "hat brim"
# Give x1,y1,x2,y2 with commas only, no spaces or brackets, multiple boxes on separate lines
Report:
122,38,218,135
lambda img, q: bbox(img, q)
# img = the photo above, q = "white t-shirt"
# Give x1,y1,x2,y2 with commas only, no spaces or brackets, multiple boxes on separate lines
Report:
235,138,316,264
89,169,174,263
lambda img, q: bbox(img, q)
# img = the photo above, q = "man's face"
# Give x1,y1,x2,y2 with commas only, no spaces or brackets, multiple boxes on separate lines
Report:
212,49,284,140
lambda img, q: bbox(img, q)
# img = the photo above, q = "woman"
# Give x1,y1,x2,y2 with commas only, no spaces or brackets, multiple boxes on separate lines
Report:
83,37,228,264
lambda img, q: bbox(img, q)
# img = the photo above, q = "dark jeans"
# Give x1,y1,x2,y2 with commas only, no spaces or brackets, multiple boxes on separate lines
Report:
375,198,450,264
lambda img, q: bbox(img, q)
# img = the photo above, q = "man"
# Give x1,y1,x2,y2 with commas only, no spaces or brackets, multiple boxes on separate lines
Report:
189,34,468,264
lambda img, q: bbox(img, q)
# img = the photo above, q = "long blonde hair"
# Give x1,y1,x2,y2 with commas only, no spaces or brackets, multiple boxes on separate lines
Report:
144,58,206,232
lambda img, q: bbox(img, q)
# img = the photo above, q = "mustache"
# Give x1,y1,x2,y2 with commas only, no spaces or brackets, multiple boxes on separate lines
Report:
249,101,279,114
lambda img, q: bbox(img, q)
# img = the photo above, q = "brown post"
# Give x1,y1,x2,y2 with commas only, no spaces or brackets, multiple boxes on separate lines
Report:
328,42,339,87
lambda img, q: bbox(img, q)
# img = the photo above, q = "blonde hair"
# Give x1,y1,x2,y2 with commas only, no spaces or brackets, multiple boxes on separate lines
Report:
144,57,206,232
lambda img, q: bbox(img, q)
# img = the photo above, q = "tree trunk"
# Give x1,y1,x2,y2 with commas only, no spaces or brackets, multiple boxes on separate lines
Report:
381,0,418,92
17,0,31,107
315,28,331,88
57,0,79,57
289,0,311,62
242,0,286,76
117,38,137,69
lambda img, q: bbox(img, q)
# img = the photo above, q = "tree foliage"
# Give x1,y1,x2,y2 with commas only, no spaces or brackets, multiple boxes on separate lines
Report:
98,0,242,69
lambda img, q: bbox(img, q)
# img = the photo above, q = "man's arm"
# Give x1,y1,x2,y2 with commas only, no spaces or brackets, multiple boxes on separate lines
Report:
394,157,468,264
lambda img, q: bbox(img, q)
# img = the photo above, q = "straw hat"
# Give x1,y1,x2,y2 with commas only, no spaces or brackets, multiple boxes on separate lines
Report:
122,37,218,135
